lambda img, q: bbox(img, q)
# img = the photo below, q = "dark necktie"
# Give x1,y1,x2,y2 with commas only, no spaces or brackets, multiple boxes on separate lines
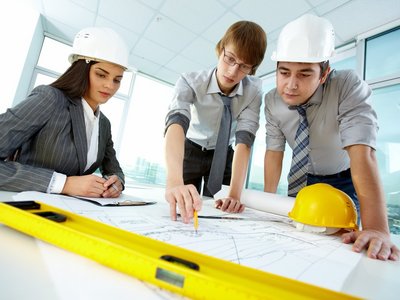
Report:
207,95,232,196
288,105,309,197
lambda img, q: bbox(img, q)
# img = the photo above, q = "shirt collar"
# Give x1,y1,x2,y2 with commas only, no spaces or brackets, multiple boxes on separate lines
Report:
306,71,333,106
207,68,244,97
288,84,324,111
82,98,100,120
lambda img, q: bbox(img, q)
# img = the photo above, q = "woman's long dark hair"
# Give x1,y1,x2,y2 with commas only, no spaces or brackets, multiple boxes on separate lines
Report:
50,60,97,99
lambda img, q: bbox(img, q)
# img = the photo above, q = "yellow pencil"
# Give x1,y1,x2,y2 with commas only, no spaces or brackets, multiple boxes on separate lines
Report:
193,210,198,233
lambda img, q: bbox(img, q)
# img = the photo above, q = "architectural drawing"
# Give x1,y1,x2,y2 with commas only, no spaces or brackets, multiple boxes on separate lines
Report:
14,190,361,292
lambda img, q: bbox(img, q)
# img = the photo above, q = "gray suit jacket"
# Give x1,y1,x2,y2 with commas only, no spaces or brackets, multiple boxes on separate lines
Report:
0,85,124,192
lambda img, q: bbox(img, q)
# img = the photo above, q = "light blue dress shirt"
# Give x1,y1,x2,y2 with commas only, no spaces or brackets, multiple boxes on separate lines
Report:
166,68,262,150
264,69,378,175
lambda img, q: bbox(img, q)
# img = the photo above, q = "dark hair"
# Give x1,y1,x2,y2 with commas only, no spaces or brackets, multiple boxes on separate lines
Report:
320,61,330,77
50,60,97,99
215,21,267,75
276,60,330,78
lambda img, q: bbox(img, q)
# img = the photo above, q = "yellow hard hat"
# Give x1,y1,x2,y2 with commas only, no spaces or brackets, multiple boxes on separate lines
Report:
288,183,358,230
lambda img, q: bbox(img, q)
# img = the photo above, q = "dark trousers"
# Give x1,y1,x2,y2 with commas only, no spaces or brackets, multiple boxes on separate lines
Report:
307,169,360,224
183,139,234,197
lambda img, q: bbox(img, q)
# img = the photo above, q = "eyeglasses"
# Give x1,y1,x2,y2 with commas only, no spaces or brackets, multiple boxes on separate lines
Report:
222,48,253,74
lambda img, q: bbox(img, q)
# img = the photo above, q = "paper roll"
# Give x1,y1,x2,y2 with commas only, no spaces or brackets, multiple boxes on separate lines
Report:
214,185,295,217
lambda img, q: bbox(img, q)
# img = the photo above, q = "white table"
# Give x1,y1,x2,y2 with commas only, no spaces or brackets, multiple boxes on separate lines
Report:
1,190,399,300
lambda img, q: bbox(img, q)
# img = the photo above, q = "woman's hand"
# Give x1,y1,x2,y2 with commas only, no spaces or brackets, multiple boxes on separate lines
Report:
62,175,107,197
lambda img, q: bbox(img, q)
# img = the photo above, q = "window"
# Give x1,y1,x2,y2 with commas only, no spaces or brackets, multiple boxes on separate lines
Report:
37,37,71,74
330,45,356,72
365,27,400,82
247,76,293,194
246,77,274,191
370,84,400,234
331,56,356,71
118,74,173,187
364,27,400,234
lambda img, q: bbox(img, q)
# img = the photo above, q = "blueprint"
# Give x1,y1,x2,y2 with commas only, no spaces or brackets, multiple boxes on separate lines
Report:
14,188,361,294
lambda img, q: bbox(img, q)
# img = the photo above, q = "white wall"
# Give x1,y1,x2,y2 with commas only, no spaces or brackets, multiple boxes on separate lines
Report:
0,2,41,113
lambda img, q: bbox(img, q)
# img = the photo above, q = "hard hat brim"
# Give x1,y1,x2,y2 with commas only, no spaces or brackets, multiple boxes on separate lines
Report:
271,52,334,63
68,54,131,71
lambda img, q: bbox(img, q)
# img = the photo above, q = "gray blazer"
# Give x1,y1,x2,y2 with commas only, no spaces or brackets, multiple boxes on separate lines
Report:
0,85,124,192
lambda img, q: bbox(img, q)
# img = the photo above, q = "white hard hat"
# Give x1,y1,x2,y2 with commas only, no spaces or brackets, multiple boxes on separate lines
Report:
271,14,335,63
69,27,129,70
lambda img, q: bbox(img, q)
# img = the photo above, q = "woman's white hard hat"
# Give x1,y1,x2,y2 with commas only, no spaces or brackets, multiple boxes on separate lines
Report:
69,27,129,70
271,14,335,63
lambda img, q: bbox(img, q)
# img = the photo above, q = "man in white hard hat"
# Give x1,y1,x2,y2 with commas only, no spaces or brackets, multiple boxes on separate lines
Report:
264,14,399,261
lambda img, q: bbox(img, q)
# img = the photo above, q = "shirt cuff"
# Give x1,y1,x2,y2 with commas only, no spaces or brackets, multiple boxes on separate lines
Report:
165,113,190,135
47,172,67,194
235,131,255,147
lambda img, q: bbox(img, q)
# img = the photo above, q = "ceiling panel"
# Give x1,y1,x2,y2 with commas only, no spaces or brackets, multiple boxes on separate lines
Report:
180,37,217,68
42,17,80,42
232,0,311,32
42,0,97,30
98,0,155,35
69,0,98,11
21,0,400,84
143,15,197,52
312,0,351,15
165,54,205,75
201,12,242,43
137,0,164,10
326,0,400,43
160,0,226,34
134,37,175,65
154,66,180,84
131,54,162,74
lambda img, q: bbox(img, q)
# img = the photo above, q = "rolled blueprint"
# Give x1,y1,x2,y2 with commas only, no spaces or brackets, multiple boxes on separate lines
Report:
214,185,295,217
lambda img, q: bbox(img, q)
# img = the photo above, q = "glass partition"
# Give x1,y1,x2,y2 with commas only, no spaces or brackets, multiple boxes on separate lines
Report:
365,27,400,82
370,84,400,234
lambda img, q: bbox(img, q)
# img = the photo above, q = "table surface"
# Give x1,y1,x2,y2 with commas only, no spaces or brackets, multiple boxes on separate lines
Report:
1,189,399,300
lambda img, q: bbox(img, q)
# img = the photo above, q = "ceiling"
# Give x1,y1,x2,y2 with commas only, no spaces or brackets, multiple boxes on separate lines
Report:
25,0,400,85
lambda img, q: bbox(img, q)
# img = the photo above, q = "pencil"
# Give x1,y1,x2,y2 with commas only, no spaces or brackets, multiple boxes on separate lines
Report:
193,210,198,233
104,175,119,192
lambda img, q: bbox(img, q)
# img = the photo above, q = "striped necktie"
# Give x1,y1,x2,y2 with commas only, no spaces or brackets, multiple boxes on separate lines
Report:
207,95,232,196
288,105,309,197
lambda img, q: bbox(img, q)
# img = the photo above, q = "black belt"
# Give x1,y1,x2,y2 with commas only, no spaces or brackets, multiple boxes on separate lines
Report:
186,139,214,152
186,139,233,153
309,168,351,179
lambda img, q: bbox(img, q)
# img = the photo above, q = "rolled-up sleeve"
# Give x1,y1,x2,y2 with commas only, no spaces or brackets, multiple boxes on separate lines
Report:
236,89,261,136
264,90,286,151
337,71,377,149
165,75,194,124
165,113,190,135
235,130,255,147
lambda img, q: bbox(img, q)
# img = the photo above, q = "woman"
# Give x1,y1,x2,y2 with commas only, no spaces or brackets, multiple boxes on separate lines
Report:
0,27,128,198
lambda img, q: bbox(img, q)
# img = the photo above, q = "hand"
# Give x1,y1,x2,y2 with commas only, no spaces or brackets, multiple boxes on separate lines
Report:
102,175,122,198
165,184,202,223
214,197,245,213
341,229,400,261
62,175,107,197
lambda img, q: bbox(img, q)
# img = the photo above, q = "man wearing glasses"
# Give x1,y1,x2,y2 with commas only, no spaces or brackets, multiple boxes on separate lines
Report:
164,21,267,223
